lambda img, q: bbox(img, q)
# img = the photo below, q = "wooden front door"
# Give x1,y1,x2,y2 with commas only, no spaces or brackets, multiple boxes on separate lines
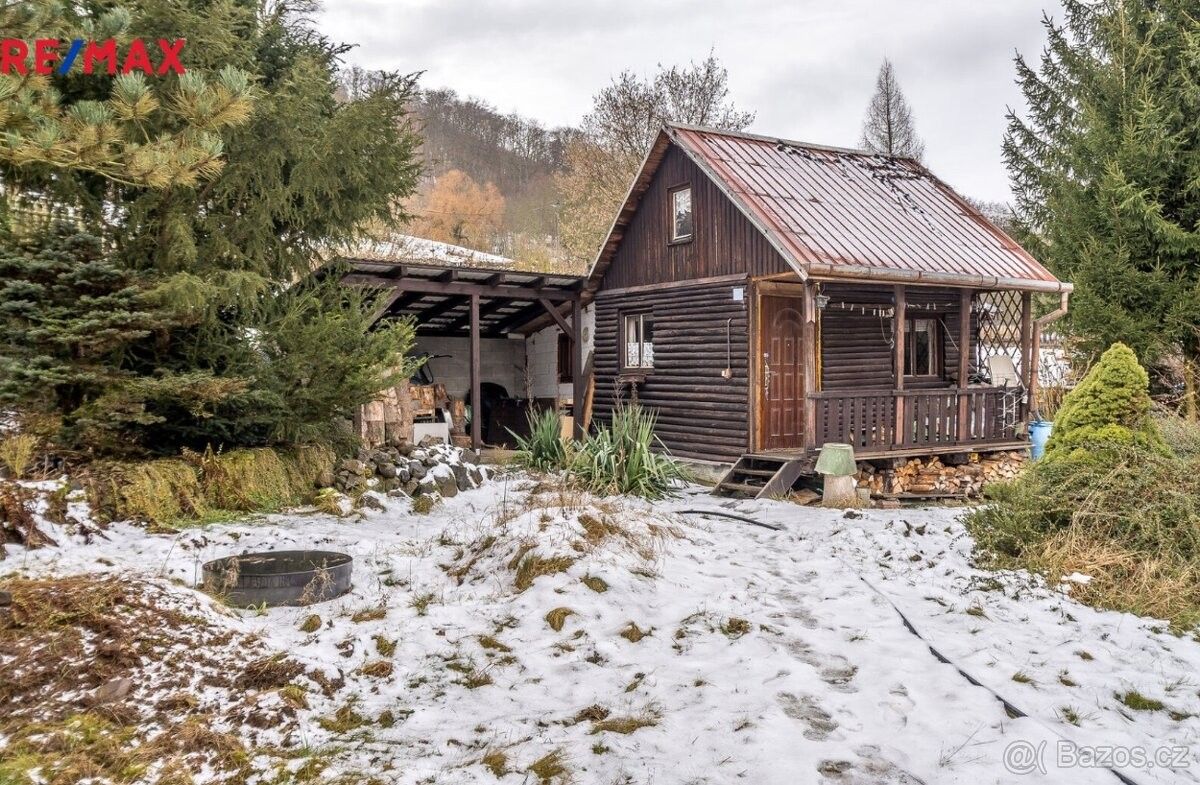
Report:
759,294,806,450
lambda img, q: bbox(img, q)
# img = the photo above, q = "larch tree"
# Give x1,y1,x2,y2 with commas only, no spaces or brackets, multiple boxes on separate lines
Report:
556,54,755,269
1003,0,1200,419
410,169,506,250
859,59,925,160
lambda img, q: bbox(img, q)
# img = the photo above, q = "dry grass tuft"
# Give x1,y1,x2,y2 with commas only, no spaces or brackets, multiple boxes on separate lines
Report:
0,433,38,479
619,622,650,643
720,617,752,639
527,749,568,783
481,748,508,776
351,605,387,623
478,635,512,653
411,494,439,514
590,709,660,735
1029,529,1200,628
459,669,494,689
299,614,322,633
545,607,575,632
358,659,394,678
514,553,575,592
373,635,397,657
573,704,610,723
318,703,370,733
581,575,608,593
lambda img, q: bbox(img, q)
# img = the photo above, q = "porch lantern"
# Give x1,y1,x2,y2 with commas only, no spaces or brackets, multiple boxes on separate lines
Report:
815,443,858,507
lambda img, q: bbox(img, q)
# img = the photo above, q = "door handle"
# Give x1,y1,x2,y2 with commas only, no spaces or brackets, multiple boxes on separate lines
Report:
763,355,772,395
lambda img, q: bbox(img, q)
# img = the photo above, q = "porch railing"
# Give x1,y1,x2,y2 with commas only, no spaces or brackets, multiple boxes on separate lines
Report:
810,386,1022,452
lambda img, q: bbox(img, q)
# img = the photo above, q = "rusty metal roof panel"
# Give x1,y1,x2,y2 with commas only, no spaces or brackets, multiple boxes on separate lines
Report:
670,125,1062,288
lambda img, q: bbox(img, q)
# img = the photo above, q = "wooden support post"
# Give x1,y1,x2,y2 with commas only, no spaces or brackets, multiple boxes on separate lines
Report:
893,285,906,447
957,289,973,440
571,298,585,440
801,283,817,450
469,294,481,450
1019,291,1033,421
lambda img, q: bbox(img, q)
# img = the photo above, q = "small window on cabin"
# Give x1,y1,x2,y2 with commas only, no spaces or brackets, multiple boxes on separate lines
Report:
670,186,693,242
557,333,573,382
622,313,654,370
905,318,941,377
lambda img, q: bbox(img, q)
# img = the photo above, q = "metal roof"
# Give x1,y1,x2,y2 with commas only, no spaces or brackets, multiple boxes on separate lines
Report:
588,124,1069,293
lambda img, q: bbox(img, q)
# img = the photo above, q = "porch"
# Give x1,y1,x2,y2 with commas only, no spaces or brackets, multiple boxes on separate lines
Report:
808,386,1025,459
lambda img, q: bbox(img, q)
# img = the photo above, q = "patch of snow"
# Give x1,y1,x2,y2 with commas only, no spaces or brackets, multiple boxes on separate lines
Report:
2,477,1197,784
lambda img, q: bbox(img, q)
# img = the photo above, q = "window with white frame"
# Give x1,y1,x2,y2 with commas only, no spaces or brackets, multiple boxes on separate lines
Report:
622,312,654,370
671,186,693,242
905,317,941,376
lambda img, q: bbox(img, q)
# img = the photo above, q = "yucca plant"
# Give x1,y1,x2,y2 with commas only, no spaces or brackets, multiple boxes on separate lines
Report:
571,404,689,500
511,408,569,471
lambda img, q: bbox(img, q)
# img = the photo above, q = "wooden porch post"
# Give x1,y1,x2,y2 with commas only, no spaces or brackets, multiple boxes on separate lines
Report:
469,294,481,450
571,297,585,440
801,282,817,450
1019,291,1033,421
893,285,906,447
957,289,973,440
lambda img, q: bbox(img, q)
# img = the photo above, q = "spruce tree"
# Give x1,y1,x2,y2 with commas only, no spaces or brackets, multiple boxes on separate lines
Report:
0,0,423,455
1004,0,1200,418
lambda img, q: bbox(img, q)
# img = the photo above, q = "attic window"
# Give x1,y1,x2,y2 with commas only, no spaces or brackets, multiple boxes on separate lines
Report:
670,186,693,242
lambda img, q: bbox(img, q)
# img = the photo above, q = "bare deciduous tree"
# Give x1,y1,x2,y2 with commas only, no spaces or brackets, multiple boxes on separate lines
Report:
859,59,925,160
557,53,755,268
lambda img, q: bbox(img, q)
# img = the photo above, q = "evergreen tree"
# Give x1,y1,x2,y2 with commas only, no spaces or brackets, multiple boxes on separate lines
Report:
0,0,424,455
1004,0,1200,418
0,220,159,416
859,59,925,159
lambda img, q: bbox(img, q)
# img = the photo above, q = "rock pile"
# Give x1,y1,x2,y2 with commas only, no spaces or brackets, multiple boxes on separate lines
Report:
330,437,490,498
857,451,1027,498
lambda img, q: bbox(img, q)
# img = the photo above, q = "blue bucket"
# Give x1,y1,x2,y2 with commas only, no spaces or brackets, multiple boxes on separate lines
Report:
1029,420,1053,460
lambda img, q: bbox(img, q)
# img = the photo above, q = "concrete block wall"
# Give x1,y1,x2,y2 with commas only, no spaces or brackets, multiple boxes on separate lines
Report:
413,335,526,399
525,304,595,401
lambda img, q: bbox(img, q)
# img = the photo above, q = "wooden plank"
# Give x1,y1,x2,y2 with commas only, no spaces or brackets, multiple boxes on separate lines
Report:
469,294,481,450
539,297,576,340
1019,291,1033,420
343,274,579,302
893,285,906,447
957,288,972,439
572,297,585,440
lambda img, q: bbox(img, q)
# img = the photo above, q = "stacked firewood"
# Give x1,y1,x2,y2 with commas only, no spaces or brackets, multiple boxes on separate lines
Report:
856,451,1026,497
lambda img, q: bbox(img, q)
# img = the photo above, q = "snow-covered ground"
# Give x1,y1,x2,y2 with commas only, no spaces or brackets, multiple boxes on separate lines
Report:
3,473,1199,784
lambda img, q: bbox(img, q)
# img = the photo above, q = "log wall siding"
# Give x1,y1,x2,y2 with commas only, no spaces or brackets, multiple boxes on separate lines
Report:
819,284,978,391
593,280,750,463
604,146,793,289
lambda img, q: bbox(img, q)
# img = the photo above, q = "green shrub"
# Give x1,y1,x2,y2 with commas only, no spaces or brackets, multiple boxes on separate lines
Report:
969,345,1200,628
511,408,569,471
1046,342,1166,458
571,404,689,500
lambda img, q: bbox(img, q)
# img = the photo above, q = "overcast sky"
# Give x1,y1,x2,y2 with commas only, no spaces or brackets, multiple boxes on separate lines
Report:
317,0,1062,204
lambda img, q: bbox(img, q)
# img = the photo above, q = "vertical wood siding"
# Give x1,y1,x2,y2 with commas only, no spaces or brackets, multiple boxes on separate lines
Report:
593,280,750,463
819,284,978,391
603,146,793,289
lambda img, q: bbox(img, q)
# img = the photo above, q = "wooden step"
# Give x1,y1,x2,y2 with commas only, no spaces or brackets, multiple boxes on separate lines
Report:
734,468,778,478
716,482,768,495
713,454,816,499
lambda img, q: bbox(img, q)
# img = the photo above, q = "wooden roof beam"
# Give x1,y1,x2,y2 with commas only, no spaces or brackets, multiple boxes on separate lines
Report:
342,274,579,302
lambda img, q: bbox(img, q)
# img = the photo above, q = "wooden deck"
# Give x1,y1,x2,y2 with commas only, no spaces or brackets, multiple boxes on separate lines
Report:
752,440,1028,462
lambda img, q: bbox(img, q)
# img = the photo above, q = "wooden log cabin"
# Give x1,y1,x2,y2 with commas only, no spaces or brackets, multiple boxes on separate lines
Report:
584,124,1072,496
